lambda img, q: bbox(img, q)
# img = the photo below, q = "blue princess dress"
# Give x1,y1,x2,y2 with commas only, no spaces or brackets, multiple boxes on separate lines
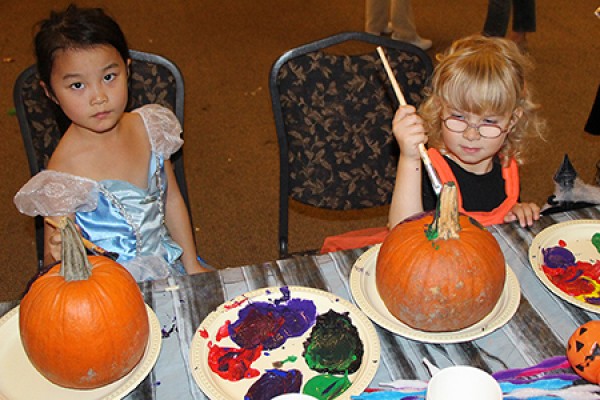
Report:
14,104,188,281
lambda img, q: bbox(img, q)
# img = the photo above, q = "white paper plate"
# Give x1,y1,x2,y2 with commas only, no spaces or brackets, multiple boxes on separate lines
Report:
189,286,380,400
529,219,600,313
350,244,521,343
0,304,161,400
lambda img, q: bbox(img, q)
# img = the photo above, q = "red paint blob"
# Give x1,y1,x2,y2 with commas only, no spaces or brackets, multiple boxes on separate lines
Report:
224,297,249,310
207,342,262,381
543,260,600,298
217,320,231,341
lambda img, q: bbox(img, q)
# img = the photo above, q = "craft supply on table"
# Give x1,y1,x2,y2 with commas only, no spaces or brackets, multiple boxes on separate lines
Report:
528,220,600,312
189,285,380,399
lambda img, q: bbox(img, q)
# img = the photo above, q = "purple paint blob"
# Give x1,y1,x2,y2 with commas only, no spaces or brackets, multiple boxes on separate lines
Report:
587,297,600,305
161,318,177,338
244,369,302,400
229,289,317,350
543,246,576,269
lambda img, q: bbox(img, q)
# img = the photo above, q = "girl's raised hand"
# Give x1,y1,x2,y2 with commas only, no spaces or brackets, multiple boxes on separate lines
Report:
392,105,427,160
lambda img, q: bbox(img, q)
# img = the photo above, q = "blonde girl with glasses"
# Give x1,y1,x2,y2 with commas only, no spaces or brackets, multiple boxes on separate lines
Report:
388,34,545,229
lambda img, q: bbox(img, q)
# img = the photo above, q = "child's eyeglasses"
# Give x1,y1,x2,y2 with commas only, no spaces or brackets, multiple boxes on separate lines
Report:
442,116,509,139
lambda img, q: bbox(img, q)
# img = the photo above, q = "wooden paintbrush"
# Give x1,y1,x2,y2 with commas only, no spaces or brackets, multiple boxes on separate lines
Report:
45,217,119,261
376,46,443,195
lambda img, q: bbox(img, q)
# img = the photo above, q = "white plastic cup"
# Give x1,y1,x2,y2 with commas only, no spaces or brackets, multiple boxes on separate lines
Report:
426,365,502,400
271,394,318,400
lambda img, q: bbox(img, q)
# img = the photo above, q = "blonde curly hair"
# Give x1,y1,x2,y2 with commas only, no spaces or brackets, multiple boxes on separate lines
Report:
420,34,545,166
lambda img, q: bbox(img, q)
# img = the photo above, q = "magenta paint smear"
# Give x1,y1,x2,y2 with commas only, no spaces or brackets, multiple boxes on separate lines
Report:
542,238,600,304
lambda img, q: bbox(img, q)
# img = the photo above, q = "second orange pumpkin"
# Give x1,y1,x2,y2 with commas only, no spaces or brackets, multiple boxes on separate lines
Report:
376,183,506,332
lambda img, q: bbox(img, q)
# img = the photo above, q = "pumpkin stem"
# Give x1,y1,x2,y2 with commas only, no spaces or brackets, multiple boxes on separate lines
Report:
59,217,92,281
429,182,461,240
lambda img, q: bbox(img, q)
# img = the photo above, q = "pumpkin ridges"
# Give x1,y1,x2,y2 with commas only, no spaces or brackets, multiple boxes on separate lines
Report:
377,228,430,304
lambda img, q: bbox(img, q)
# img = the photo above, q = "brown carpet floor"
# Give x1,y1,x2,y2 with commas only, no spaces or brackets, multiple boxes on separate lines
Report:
1,1,598,301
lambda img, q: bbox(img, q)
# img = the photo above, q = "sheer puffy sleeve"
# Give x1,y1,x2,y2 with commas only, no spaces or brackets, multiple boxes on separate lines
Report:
14,170,99,217
133,104,183,159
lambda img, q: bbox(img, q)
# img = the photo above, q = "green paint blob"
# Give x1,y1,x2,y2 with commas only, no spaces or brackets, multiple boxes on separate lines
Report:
425,224,439,241
302,310,363,374
303,373,351,400
592,233,600,254
273,355,298,367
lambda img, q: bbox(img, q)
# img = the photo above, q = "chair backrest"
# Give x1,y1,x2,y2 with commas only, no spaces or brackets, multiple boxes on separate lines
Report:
270,31,434,258
13,50,190,269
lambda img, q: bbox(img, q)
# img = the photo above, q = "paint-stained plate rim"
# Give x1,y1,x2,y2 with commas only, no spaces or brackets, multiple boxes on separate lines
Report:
529,219,600,313
349,244,520,344
189,285,380,400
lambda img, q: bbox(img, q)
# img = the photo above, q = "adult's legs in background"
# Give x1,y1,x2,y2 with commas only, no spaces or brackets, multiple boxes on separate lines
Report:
389,0,432,49
510,0,536,45
365,0,431,49
483,0,510,37
365,0,391,35
389,0,418,41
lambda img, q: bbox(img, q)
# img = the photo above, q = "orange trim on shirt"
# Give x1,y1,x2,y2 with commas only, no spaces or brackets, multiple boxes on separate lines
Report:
428,148,520,226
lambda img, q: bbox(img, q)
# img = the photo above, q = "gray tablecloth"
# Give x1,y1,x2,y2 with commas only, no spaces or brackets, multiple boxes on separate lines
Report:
2,206,599,399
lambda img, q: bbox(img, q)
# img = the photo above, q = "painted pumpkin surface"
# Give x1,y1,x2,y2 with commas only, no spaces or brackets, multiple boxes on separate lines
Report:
376,183,506,332
567,321,600,383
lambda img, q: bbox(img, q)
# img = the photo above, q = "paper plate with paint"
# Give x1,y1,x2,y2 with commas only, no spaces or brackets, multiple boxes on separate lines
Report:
189,286,380,400
349,245,521,344
529,219,600,313
0,304,161,400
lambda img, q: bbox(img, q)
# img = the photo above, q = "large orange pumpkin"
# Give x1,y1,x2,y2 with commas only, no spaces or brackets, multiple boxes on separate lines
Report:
376,183,506,332
19,218,149,389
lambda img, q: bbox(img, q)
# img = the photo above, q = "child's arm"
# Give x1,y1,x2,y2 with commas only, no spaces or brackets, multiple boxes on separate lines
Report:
504,202,540,227
163,160,211,274
388,106,429,229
